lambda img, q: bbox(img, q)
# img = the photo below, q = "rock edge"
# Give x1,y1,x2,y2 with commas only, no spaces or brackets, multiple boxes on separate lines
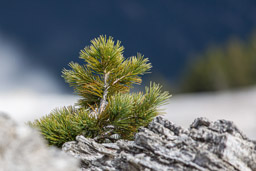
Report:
63,116,256,171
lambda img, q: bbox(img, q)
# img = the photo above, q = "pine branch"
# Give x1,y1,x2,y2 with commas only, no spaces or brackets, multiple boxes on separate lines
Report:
28,106,98,147
62,36,152,110
30,35,171,147
96,82,171,141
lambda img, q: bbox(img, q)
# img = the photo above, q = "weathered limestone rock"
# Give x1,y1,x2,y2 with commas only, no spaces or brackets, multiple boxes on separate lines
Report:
0,112,79,171
63,116,256,171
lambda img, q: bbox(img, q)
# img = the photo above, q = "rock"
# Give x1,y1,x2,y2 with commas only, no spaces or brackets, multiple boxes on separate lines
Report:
63,116,256,171
0,112,79,171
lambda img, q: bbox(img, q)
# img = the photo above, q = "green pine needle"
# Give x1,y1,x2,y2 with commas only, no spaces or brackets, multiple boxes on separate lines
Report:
29,35,171,147
62,35,152,108
28,106,98,147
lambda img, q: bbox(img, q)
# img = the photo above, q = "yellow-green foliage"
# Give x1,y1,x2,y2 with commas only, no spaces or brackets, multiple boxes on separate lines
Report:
29,106,98,147
98,83,170,141
30,36,170,147
181,34,256,92
62,36,152,108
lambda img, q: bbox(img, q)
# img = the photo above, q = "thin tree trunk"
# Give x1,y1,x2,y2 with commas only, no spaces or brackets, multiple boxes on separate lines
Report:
98,72,110,114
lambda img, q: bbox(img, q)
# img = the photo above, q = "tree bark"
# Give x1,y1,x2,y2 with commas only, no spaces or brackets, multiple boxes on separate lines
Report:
98,72,110,115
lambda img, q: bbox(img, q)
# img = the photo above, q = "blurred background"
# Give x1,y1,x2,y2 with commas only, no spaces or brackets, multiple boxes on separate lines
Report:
0,1,256,138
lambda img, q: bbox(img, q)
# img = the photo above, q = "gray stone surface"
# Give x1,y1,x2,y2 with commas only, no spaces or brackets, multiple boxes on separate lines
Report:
0,112,79,171
63,116,256,171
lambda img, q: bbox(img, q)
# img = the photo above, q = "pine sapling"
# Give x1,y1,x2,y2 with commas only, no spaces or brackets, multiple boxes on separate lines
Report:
29,35,171,147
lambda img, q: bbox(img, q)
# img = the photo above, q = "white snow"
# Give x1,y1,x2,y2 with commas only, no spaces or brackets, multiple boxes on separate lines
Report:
0,92,78,124
163,87,256,140
1,87,256,140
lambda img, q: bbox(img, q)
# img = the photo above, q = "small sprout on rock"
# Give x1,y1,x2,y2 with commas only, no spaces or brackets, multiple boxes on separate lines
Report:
29,36,171,147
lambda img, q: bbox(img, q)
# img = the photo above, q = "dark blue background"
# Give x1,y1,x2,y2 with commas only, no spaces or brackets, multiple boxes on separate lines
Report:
1,0,255,91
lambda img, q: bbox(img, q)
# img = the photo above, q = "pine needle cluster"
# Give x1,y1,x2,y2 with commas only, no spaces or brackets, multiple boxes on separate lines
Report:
29,36,171,147
29,106,97,147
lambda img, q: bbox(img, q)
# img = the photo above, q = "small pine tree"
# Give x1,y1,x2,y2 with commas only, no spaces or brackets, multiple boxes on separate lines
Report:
29,36,171,147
